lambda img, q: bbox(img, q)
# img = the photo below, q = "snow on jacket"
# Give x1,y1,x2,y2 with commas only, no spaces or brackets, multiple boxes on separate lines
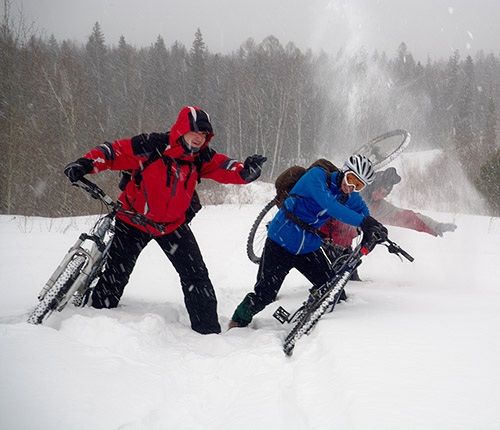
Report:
319,193,440,246
83,107,249,235
267,167,370,255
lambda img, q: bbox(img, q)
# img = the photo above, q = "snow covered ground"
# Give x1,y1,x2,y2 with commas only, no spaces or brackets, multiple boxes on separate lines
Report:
1,197,500,429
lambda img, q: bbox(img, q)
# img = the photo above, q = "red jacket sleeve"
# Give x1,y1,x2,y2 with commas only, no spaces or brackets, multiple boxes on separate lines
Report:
198,149,248,184
372,200,438,236
83,139,147,173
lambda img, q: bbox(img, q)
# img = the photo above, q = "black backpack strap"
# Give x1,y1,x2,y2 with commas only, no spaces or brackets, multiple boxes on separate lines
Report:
131,135,169,188
282,195,326,239
283,207,327,239
280,168,336,239
193,153,203,184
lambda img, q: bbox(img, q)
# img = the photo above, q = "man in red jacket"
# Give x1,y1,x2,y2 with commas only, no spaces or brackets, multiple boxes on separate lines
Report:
64,106,266,334
320,167,456,279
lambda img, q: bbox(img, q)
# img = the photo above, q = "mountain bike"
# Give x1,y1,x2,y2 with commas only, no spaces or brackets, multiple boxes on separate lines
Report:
27,178,166,325
246,129,411,264
273,232,414,356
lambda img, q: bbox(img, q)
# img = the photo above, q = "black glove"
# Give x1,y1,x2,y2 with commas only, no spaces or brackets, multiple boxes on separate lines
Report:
239,154,267,182
64,158,94,182
360,216,388,250
118,170,132,191
434,222,457,237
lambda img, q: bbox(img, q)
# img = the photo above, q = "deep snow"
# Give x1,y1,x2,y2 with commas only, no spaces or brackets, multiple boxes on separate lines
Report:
1,172,500,430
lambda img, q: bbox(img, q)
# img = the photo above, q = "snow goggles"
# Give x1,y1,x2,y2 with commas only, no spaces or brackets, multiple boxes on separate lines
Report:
344,171,366,192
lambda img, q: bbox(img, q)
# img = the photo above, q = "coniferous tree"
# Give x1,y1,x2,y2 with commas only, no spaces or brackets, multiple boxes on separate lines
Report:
476,149,500,215
86,22,107,90
83,22,110,146
452,55,477,175
444,50,461,132
168,40,189,110
110,35,141,136
2,12,500,216
188,28,208,106
393,42,417,84
143,35,171,128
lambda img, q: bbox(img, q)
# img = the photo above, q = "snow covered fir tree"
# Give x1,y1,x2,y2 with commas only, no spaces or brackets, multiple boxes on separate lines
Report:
1,8,499,217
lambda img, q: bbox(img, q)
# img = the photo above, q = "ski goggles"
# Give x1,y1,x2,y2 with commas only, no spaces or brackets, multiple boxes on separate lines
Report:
344,171,366,192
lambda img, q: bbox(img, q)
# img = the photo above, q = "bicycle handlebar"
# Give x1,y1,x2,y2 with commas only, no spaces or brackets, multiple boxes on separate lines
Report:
384,238,414,262
75,178,166,234
360,231,414,263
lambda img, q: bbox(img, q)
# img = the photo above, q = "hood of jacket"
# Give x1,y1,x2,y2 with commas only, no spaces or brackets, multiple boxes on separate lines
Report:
167,106,214,160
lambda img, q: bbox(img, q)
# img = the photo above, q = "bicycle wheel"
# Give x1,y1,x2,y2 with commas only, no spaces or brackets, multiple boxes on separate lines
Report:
246,200,279,264
27,254,87,325
283,272,350,356
355,129,411,171
71,252,108,307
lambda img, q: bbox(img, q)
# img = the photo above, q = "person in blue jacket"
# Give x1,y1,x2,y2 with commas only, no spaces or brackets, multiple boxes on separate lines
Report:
229,154,387,329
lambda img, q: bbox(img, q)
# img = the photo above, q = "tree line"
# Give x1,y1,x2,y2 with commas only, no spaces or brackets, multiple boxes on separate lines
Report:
1,10,499,216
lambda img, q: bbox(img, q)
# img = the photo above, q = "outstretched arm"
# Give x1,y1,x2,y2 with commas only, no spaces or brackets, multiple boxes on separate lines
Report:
373,199,456,236
198,149,266,184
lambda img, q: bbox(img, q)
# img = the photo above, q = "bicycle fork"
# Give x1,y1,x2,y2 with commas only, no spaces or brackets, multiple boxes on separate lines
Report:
36,233,106,311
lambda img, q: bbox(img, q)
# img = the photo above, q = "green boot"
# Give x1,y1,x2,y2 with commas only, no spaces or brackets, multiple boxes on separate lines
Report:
229,293,257,328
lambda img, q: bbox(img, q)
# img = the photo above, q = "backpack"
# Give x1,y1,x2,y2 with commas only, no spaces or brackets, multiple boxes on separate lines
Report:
118,133,204,223
274,158,340,238
274,158,339,207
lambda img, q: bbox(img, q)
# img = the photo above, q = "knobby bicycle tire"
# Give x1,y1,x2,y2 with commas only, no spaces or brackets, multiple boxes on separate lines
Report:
246,200,279,264
27,254,87,325
71,250,109,307
283,270,352,356
355,129,411,171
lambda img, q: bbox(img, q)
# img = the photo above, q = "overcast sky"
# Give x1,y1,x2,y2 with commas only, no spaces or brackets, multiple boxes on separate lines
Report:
12,0,500,62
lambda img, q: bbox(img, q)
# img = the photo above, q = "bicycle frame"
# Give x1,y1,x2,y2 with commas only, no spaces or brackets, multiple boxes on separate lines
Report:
28,178,164,324
280,235,413,355
36,213,115,312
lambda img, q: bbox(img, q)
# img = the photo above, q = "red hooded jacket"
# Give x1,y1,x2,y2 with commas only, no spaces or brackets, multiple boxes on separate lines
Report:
83,107,248,235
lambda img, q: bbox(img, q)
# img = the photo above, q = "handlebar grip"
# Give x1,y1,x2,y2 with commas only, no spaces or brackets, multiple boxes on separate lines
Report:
387,241,414,262
79,177,94,187
399,248,414,262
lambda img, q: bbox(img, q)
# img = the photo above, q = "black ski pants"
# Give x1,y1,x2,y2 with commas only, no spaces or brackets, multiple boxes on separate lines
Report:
233,238,334,326
91,218,221,334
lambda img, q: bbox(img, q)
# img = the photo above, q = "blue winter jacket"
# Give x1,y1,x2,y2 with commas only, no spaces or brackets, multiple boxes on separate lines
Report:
268,167,370,255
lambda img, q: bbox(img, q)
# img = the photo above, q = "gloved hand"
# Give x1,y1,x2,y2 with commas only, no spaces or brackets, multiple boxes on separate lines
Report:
239,154,267,182
360,216,388,250
434,222,457,237
64,158,94,182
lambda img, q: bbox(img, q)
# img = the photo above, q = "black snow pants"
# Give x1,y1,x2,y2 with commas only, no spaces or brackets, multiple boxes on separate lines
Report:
91,218,221,334
231,238,336,327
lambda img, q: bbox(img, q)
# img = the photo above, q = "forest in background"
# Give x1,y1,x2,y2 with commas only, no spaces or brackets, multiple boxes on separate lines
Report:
1,2,499,217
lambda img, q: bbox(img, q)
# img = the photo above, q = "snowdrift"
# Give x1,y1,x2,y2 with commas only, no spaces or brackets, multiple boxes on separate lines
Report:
1,202,499,430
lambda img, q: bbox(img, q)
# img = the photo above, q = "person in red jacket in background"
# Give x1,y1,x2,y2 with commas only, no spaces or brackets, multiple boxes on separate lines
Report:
320,167,456,280
63,106,267,334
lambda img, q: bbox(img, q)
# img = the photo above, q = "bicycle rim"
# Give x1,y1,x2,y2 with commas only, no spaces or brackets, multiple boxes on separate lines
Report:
355,129,411,171
27,254,87,325
246,200,279,264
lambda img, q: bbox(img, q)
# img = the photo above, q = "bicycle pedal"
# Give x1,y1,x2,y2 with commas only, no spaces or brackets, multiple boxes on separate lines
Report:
273,306,291,324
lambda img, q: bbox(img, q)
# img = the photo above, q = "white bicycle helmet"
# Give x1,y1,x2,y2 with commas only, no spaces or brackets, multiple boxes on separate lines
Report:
343,154,375,185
